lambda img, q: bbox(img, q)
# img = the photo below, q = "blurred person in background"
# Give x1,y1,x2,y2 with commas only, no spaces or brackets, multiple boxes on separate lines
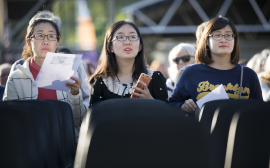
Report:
258,48,270,77
247,53,266,74
169,16,262,114
196,21,209,45
3,10,86,140
150,59,168,79
0,63,11,86
266,91,270,101
261,48,270,67
166,43,196,98
82,61,96,76
174,66,186,89
238,58,248,66
88,21,168,107
0,63,11,101
259,56,270,101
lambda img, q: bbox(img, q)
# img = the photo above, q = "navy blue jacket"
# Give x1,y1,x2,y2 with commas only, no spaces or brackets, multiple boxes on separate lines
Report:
169,63,263,109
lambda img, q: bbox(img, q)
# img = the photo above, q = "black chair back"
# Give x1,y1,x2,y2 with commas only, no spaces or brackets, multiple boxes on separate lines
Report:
0,102,52,168
0,100,76,168
45,100,76,167
75,99,216,168
199,99,230,132
210,99,261,168
224,101,270,168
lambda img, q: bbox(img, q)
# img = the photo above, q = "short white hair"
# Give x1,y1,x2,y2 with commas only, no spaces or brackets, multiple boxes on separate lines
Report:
264,55,270,72
247,53,266,74
168,43,196,80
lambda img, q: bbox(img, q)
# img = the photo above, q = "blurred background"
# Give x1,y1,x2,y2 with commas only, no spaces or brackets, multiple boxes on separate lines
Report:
1,0,270,77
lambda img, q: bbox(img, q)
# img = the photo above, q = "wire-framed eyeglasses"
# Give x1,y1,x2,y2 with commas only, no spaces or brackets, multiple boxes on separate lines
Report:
30,33,59,41
209,34,235,41
111,35,140,42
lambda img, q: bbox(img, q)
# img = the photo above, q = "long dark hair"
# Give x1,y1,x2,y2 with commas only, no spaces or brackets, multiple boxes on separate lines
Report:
89,20,147,82
196,16,240,64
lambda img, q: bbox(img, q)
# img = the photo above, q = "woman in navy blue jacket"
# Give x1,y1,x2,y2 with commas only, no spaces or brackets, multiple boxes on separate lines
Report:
169,16,262,113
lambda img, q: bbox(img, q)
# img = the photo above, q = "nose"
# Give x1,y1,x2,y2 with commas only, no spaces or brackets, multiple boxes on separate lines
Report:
124,38,131,45
178,58,183,64
220,35,227,42
43,36,49,45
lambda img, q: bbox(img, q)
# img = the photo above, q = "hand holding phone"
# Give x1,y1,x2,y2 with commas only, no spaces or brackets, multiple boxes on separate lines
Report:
130,73,152,98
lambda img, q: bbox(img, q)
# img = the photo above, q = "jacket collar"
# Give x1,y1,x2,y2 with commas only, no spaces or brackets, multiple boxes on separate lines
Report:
16,57,34,80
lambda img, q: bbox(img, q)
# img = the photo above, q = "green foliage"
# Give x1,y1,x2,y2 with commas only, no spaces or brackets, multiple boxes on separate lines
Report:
52,0,141,51
52,0,77,48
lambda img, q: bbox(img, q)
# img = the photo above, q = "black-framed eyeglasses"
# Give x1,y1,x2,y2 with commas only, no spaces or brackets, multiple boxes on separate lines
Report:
111,35,140,42
173,55,195,64
209,34,235,41
30,33,59,41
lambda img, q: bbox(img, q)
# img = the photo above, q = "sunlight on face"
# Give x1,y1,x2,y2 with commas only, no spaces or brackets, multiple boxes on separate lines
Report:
30,22,59,59
111,24,141,60
208,25,234,58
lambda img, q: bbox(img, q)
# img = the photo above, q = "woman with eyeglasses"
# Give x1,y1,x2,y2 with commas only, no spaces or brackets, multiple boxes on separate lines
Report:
3,11,86,140
169,16,262,114
167,43,196,97
88,20,168,107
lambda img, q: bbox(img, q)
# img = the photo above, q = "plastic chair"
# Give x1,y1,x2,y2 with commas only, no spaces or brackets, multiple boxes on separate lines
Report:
210,99,261,168
0,102,52,168
224,101,270,168
199,99,230,132
0,100,76,168
74,99,217,168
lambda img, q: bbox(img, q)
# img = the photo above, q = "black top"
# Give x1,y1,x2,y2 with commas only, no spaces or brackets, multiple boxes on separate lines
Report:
89,70,168,107
0,86,5,101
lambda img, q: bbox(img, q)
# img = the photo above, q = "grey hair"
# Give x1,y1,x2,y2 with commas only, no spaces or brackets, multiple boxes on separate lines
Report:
27,10,61,38
25,10,61,39
167,43,196,81
247,53,266,74
196,21,209,42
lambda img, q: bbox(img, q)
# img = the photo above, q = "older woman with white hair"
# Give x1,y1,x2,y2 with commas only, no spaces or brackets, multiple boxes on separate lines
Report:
259,55,270,101
166,43,196,97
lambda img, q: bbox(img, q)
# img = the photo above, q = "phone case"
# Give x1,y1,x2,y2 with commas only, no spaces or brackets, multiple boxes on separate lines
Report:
130,73,152,98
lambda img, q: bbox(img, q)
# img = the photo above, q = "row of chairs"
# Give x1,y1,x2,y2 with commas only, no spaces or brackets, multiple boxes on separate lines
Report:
199,99,270,168
74,99,216,168
1,98,270,167
0,100,76,168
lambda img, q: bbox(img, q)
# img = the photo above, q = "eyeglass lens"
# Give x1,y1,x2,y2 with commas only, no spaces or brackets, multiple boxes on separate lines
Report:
33,34,57,41
173,55,192,63
212,34,234,40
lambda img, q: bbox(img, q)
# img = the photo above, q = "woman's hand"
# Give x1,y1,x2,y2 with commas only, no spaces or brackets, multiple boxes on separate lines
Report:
131,81,154,99
66,76,81,95
181,98,197,114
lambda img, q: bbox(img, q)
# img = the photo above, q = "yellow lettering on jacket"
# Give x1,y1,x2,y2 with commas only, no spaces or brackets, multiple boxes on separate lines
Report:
196,81,250,101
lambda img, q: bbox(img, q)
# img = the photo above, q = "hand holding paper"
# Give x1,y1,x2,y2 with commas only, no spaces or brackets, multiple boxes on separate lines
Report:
196,84,229,109
33,52,82,92
65,76,81,95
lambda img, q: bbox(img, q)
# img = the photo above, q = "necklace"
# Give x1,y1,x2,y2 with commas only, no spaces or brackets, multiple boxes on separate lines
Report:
116,74,134,84
116,75,121,82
